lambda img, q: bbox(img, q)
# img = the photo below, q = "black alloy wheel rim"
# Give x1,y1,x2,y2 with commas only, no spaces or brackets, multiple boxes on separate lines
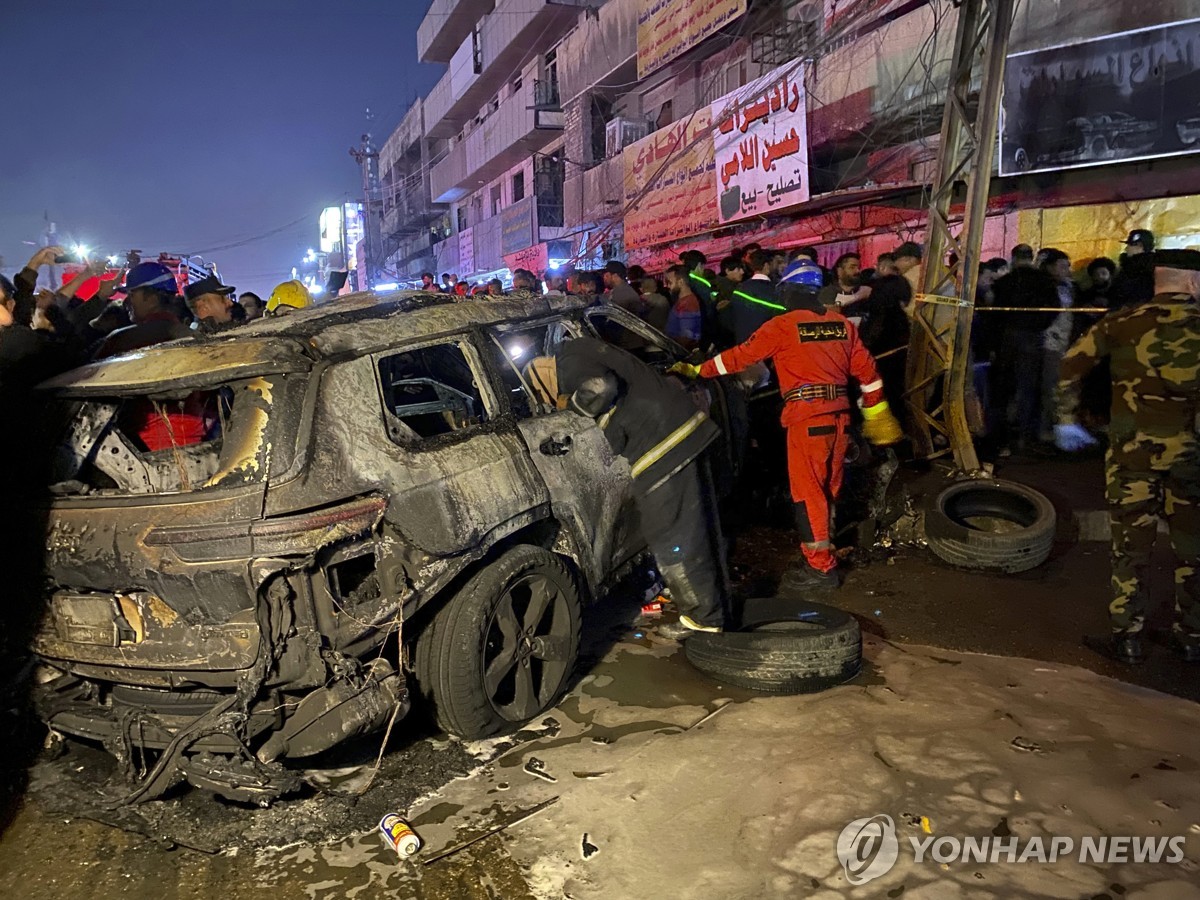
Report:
482,572,573,722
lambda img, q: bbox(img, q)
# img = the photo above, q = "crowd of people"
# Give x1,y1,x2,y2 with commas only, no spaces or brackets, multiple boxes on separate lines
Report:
0,247,319,395
0,228,1159,454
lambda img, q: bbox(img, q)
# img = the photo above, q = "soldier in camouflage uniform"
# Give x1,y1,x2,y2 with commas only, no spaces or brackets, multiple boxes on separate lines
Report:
1055,248,1200,665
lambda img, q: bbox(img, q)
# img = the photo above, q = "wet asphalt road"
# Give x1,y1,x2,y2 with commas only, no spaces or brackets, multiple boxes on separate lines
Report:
1,454,1193,897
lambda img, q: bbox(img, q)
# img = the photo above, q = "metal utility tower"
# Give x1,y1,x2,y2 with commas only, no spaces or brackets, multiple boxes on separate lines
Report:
350,109,383,290
904,0,1016,472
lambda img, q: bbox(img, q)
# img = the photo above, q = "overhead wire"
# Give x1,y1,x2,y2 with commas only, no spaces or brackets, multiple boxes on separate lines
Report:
568,0,912,264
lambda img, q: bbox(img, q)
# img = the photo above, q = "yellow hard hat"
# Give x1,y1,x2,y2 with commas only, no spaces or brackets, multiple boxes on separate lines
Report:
267,279,313,315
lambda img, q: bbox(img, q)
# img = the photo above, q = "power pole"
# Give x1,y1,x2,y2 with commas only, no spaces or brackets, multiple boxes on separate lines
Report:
349,109,383,291
904,0,1016,473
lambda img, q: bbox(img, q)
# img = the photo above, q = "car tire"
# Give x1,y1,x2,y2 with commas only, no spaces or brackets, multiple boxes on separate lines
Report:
684,598,861,694
413,545,582,740
924,479,1056,574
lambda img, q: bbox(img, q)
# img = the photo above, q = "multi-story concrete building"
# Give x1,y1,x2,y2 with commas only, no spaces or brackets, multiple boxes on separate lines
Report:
397,0,597,285
378,99,449,286
383,0,1200,284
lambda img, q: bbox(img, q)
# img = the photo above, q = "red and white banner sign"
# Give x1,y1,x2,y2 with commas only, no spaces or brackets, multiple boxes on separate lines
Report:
711,62,809,225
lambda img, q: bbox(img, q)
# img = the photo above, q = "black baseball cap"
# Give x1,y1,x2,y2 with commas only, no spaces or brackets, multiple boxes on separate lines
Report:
1154,249,1200,271
1124,229,1155,251
604,260,627,278
185,275,236,302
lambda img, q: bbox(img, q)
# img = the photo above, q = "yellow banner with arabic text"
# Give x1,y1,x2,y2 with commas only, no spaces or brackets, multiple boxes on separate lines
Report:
623,109,718,251
637,0,747,79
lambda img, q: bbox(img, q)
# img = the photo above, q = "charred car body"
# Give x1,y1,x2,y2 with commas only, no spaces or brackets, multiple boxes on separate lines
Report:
31,291,733,804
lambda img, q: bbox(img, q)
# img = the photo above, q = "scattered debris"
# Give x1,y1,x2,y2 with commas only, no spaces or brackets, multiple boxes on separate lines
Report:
1154,761,1177,771
379,814,422,859
640,600,663,618
524,757,558,783
422,797,559,866
921,816,933,834
687,703,731,731
1010,737,1042,753
572,772,609,780
581,833,600,859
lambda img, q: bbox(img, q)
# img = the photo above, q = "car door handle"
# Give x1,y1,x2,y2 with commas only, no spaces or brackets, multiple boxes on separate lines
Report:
540,435,573,456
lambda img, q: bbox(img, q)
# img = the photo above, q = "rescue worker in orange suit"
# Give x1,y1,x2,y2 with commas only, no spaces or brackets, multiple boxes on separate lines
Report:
554,336,729,640
673,259,904,590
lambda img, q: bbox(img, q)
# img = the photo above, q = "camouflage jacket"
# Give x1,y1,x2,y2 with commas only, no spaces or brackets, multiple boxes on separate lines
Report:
1057,292,1200,470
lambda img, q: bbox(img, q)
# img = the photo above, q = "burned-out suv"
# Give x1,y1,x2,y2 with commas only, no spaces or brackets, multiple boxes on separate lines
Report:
32,291,727,804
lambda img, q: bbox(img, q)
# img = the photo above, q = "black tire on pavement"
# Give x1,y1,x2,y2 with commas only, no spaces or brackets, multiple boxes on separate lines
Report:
684,598,862,694
924,479,1056,574
413,545,582,740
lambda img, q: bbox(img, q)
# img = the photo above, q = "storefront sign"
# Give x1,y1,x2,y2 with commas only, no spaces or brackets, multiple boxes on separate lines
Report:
637,0,747,79
458,226,475,278
623,108,718,250
711,61,810,224
503,242,549,276
500,197,536,256
1000,18,1200,176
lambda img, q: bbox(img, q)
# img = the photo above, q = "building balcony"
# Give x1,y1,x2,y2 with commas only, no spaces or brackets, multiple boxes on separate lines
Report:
424,0,594,140
417,0,495,65
431,79,563,203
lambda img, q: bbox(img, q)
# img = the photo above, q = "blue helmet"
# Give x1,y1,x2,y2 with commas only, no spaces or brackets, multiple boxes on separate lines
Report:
781,258,823,289
121,261,178,295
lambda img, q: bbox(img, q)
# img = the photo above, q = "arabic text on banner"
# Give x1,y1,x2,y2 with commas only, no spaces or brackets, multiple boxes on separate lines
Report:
458,226,475,278
622,108,718,250
711,61,810,225
637,0,748,79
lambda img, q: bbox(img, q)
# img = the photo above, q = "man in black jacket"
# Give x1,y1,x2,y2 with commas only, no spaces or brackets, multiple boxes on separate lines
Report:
989,246,1059,453
1111,229,1155,311
555,337,727,639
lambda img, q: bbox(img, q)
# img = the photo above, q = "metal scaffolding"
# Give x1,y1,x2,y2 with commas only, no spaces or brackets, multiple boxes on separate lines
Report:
904,0,1016,472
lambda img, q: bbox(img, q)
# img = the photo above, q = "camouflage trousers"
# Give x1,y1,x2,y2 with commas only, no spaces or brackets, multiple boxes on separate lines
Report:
1106,458,1200,636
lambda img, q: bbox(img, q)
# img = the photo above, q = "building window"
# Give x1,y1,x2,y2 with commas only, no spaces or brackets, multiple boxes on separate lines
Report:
513,171,526,202
535,155,565,228
491,184,503,217
471,26,483,75
457,207,467,233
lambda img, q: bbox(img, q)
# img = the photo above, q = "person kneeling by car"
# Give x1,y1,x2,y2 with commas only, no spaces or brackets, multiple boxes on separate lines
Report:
672,259,904,592
554,336,729,640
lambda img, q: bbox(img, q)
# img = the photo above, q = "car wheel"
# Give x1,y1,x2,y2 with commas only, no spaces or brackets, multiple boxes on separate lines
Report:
924,479,1056,574
685,598,862,694
413,545,581,740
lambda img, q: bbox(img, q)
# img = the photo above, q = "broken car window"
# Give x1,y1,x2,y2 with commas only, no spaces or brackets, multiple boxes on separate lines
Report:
378,342,489,442
586,310,676,367
488,319,577,418
46,375,294,496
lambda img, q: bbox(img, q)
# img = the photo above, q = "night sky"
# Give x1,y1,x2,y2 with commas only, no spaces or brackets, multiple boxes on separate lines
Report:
0,0,441,294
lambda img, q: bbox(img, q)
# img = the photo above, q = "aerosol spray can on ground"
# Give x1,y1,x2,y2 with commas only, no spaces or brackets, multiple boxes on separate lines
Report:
379,813,422,858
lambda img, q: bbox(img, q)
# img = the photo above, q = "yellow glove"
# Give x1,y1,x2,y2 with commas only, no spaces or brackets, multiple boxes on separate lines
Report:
861,400,904,446
668,362,702,379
